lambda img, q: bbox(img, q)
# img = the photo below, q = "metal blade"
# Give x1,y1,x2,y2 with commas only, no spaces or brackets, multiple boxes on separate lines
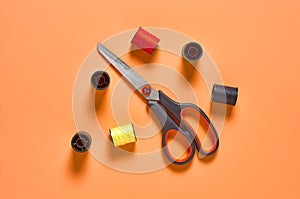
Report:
97,43,159,101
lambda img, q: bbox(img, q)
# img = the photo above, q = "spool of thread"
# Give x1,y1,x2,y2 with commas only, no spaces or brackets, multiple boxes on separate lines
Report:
181,42,203,62
91,71,110,90
211,84,238,106
71,131,92,153
109,123,137,147
131,27,160,55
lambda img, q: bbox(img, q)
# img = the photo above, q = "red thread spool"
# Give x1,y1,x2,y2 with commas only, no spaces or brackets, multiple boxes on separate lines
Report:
131,27,160,55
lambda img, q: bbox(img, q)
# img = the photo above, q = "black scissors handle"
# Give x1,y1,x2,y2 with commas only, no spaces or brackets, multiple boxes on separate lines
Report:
148,100,196,164
148,91,219,165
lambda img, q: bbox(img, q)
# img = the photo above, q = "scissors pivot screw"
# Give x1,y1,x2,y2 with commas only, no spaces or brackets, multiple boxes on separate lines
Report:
142,85,151,96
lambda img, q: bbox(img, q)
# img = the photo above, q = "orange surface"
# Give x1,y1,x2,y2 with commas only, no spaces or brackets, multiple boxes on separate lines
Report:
1,0,300,199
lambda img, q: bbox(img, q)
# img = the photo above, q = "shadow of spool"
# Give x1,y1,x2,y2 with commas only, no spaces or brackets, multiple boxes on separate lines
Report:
210,102,234,118
69,149,88,175
129,46,159,63
94,88,109,110
179,58,196,82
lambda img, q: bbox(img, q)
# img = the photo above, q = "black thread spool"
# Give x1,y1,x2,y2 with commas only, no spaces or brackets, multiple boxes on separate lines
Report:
71,131,92,153
211,84,238,106
91,71,110,90
181,42,203,62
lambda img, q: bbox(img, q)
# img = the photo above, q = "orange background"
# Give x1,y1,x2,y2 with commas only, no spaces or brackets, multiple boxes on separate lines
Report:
1,0,300,199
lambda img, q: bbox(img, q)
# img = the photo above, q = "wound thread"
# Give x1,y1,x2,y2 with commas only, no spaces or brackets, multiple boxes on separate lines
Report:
109,123,137,147
131,27,160,55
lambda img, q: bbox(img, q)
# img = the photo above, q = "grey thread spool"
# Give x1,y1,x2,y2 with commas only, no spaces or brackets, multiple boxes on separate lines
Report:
91,71,110,90
181,42,203,62
71,131,92,153
211,84,238,106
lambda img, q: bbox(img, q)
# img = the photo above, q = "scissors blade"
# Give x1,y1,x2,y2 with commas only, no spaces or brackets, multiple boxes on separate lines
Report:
97,43,159,101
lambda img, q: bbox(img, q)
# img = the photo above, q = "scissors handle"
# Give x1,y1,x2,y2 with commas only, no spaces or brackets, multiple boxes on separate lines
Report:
148,100,196,165
148,91,219,165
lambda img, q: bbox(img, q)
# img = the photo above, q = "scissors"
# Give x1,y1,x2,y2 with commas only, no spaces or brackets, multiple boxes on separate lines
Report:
97,44,219,165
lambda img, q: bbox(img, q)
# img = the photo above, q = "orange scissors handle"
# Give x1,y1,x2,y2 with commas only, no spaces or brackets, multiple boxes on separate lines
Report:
148,91,219,165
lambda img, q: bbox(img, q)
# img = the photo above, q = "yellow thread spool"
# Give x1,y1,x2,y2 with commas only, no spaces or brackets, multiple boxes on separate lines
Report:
109,123,137,147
